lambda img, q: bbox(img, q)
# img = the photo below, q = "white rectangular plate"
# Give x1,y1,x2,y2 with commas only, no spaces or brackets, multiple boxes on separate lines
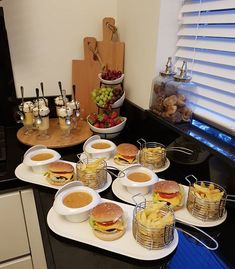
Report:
47,198,178,261
111,178,227,227
14,162,112,193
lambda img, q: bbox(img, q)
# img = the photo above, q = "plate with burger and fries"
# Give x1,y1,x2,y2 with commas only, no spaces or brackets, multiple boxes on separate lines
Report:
112,177,228,227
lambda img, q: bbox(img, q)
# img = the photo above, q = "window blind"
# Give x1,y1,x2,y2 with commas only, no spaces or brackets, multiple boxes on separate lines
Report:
175,0,235,136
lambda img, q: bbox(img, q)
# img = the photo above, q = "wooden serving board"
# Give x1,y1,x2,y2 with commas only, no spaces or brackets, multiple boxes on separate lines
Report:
72,17,125,118
17,118,92,148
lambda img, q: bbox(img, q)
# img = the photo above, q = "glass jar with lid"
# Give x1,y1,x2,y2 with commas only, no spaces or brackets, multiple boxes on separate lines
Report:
149,57,176,115
161,61,195,123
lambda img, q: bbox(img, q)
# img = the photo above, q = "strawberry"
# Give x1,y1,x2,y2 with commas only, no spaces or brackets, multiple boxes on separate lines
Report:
94,122,100,128
103,113,109,122
114,117,122,125
110,111,118,119
99,122,105,128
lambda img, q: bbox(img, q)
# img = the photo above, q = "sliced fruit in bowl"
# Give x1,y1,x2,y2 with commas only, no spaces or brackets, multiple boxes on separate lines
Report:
87,112,127,139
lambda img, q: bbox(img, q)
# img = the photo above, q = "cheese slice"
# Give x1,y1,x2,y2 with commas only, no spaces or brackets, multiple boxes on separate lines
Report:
114,154,136,164
92,219,124,233
153,192,182,207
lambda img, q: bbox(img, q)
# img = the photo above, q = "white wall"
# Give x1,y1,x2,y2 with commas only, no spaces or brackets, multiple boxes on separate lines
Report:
117,0,161,109
1,0,117,98
2,0,181,109
117,0,181,109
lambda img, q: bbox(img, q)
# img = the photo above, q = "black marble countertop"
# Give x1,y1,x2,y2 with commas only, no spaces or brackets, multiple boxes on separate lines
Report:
1,121,235,269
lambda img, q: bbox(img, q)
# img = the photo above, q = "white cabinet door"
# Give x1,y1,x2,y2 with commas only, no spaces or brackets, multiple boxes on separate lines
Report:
0,191,30,262
21,189,47,269
0,256,33,269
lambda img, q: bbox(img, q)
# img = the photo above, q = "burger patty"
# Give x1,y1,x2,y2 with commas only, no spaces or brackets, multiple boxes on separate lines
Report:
45,171,74,182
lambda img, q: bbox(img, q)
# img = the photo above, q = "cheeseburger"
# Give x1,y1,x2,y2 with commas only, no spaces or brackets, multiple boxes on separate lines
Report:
114,143,138,165
45,161,74,186
152,180,184,211
89,202,126,241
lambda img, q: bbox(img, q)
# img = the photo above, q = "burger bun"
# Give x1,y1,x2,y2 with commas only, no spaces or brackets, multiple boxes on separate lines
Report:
114,143,138,165
93,229,125,241
153,180,180,194
90,202,123,223
48,161,74,173
46,161,75,186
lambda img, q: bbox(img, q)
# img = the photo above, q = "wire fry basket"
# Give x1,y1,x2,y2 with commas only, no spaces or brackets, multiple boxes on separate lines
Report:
137,139,166,170
186,175,228,221
76,156,107,190
132,200,175,250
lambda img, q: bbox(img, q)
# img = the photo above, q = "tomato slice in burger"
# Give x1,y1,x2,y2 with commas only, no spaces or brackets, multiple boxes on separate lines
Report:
97,221,115,226
159,192,177,199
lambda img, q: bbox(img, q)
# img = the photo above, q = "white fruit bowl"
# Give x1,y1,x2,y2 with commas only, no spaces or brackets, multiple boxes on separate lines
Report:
87,117,127,139
98,73,124,85
111,91,125,109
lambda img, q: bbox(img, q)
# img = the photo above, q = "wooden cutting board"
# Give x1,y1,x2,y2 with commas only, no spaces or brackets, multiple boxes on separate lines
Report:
72,17,125,118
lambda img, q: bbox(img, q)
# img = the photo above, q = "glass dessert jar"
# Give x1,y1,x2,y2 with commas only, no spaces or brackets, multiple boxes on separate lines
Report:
19,101,34,135
57,106,73,137
33,106,50,140
67,100,80,129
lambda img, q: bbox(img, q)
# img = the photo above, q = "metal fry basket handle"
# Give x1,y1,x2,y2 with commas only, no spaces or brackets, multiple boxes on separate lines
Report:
176,220,219,251
137,138,146,146
226,194,235,203
131,193,146,208
105,166,125,178
185,174,198,185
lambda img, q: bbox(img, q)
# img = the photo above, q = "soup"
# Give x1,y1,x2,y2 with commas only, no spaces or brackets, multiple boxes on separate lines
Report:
63,191,93,208
127,172,151,182
31,152,54,161
91,143,111,149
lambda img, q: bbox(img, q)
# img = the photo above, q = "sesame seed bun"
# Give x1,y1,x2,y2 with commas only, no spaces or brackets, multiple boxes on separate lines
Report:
90,202,123,223
48,161,74,173
153,180,180,194
116,143,138,157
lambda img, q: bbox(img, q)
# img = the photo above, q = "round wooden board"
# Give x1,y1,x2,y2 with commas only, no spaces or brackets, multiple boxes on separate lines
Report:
17,118,93,148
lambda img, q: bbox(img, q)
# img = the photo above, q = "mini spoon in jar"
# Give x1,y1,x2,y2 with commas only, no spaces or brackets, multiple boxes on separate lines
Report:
62,89,71,126
73,84,80,117
58,81,64,105
19,86,25,121
35,88,42,125
40,82,47,106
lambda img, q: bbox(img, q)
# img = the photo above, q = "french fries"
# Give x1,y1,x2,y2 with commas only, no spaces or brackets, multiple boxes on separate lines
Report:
139,147,166,169
133,202,175,249
186,181,226,221
191,182,224,201
76,158,107,189
136,203,174,229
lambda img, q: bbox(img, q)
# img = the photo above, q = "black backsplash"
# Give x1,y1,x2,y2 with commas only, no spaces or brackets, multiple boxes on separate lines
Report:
0,7,17,126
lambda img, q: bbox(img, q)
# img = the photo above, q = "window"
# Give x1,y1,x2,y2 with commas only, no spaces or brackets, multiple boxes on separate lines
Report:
175,0,235,136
